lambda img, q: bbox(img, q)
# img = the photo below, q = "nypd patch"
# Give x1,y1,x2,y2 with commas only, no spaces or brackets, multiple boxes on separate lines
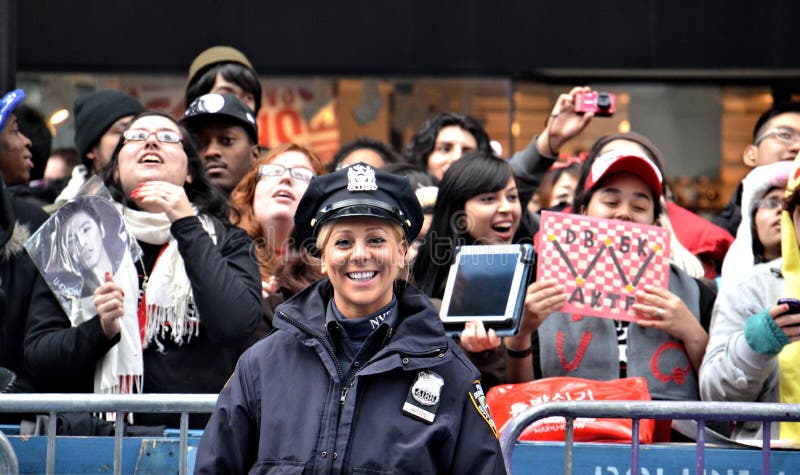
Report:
469,380,497,438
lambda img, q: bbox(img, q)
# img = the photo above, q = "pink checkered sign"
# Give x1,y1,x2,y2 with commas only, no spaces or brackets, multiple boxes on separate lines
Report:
536,211,671,322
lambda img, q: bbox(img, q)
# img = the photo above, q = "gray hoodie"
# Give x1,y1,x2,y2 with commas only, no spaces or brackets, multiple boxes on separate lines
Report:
700,258,783,441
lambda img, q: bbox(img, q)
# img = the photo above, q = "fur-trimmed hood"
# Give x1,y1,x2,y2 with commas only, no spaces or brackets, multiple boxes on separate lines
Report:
1,222,29,261
721,161,792,282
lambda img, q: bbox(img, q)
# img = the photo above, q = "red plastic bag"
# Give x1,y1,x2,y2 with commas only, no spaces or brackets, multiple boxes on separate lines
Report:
486,376,655,443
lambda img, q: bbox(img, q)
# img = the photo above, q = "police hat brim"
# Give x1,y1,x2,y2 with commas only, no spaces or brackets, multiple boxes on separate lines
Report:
181,113,258,144
320,202,407,230
302,200,414,257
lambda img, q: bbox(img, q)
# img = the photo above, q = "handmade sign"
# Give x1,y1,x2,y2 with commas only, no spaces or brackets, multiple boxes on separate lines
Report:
536,211,670,322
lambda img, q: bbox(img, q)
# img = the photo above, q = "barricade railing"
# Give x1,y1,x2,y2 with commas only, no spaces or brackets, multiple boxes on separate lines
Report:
0,393,218,475
0,430,18,474
499,401,800,475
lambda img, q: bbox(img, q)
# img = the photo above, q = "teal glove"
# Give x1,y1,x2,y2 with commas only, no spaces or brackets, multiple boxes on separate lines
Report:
744,309,791,355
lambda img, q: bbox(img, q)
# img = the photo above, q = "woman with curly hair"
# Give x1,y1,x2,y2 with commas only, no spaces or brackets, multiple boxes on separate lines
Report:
403,112,491,182
230,142,326,343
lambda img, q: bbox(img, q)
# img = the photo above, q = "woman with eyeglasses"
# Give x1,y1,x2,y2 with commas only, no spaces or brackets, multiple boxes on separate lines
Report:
230,142,326,345
702,157,800,443
24,111,262,429
720,160,791,282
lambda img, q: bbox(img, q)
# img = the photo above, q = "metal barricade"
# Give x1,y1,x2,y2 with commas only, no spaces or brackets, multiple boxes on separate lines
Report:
0,429,19,475
499,401,800,475
0,393,217,475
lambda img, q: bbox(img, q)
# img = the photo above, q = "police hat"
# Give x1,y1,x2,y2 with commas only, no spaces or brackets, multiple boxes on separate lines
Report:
181,93,258,143
294,163,424,255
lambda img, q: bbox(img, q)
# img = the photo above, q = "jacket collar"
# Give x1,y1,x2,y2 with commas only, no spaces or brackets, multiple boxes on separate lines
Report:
274,278,449,356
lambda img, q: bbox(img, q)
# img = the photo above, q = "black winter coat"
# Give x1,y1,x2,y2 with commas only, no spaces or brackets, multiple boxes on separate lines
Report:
23,215,262,427
196,279,506,474
0,192,48,393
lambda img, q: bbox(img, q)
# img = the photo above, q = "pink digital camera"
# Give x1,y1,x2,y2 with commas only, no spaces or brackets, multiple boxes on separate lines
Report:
574,92,616,117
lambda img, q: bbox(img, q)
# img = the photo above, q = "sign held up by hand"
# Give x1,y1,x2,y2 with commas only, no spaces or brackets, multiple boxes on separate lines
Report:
536,211,671,322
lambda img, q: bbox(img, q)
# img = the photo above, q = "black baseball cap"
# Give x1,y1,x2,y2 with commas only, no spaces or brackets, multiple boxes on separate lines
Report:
294,163,424,256
181,92,258,143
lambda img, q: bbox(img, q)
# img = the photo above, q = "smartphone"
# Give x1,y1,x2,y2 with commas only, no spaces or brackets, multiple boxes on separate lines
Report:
777,298,800,315
574,92,616,117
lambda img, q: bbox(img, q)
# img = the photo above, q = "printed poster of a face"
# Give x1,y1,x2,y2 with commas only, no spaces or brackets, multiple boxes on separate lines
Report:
25,195,131,317
536,210,671,322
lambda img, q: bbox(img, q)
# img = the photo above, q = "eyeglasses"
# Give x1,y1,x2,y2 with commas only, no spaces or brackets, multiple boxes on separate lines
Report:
123,129,183,144
754,127,800,146
755,197,784,211
257,164,316,183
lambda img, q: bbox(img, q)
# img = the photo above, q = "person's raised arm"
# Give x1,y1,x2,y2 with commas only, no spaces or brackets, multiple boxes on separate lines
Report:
510,86,595,207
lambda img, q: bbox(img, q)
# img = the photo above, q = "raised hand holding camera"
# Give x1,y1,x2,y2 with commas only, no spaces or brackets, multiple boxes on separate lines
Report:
536,86,596,157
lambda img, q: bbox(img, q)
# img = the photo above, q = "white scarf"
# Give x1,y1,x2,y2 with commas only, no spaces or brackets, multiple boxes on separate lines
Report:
70,205,217,397
122,207,218,350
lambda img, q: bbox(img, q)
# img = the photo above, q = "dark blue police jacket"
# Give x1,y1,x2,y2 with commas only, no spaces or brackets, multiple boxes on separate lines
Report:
195,278,506,474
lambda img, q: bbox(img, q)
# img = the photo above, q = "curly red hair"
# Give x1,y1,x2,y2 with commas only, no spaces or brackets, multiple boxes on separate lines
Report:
230,143,326,279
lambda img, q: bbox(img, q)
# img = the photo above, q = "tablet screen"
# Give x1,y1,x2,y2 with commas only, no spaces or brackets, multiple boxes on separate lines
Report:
439,244,534,336
447,252,519,317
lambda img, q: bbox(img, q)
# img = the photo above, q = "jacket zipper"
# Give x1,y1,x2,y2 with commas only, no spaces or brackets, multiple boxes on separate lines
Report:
279,310,449,470
337,346,449,471
277,310,345,381
278,310,348,470
339,347,445,406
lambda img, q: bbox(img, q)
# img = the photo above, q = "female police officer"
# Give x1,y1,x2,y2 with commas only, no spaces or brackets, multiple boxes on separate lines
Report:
195,163,506,474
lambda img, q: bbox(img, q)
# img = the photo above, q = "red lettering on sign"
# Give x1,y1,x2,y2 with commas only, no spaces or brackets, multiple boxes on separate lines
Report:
650,341,691,384
280,89,295,106
557,331,592,372
275,110,303,143
298,88,313,101
256,112,268,146
263,89,278,108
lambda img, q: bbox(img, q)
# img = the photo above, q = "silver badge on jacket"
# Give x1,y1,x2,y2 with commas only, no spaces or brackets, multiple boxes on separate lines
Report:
403,371,444,424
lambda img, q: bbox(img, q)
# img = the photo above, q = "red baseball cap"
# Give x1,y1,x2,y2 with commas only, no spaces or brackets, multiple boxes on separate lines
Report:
584,152,663,197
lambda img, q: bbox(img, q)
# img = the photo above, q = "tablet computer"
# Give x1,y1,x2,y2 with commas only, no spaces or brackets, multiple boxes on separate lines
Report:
439,244,535,337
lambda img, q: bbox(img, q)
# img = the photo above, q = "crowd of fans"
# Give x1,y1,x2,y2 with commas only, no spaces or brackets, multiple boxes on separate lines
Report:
3,45,800,470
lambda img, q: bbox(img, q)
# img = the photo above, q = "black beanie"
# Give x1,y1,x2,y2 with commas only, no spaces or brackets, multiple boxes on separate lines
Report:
74,90,143,164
